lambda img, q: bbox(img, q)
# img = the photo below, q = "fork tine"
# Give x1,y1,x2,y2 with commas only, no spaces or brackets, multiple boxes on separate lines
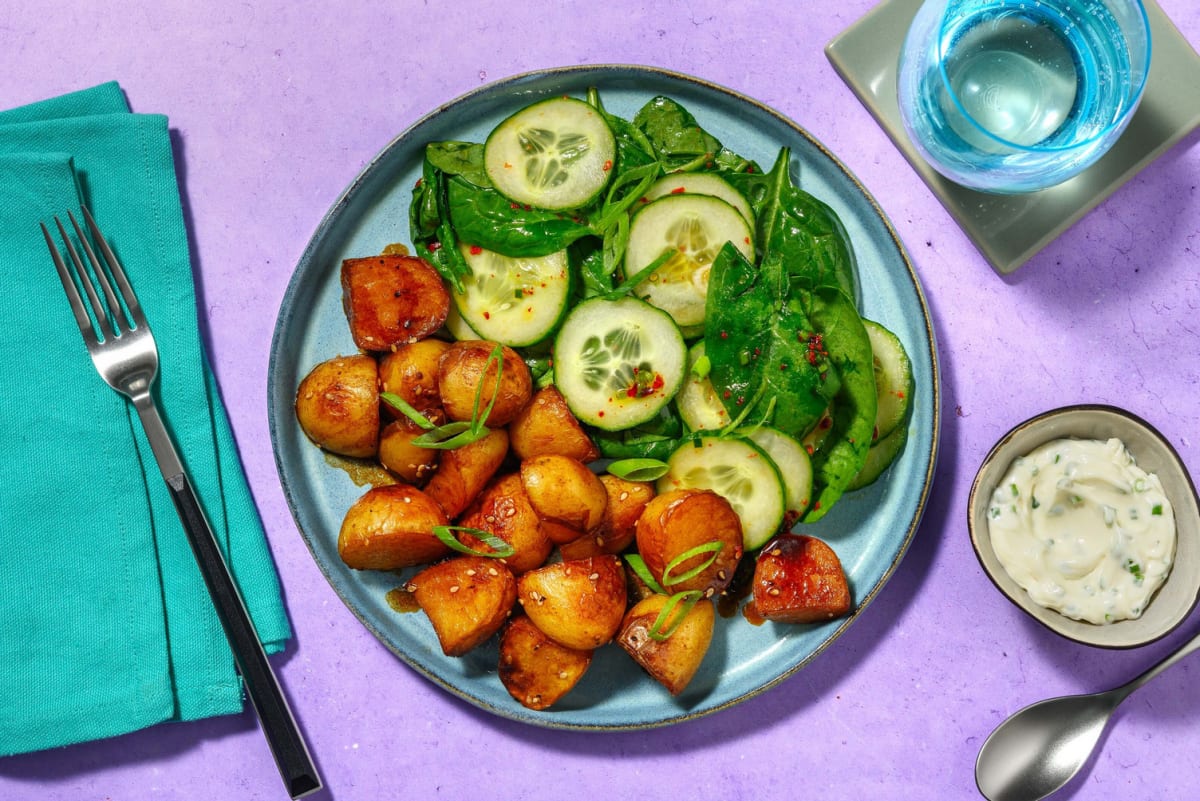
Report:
42,221,103,348
68,209,134,334
80,205,146,331
53,215,116,343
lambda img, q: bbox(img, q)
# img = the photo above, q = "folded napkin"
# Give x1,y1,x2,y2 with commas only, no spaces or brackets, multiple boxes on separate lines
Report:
0,83,292,756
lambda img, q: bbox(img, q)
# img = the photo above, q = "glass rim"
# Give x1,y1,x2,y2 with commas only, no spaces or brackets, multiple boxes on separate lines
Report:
934,0,1154,154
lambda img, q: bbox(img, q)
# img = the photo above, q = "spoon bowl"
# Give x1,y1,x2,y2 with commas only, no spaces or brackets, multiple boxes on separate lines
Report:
975,630,1200,801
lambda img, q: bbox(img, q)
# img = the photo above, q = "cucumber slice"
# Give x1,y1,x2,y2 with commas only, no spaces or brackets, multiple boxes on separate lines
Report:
625,194,754,329
848,424,909,491
676,340,731,432
552,296,687,431
483,96,616,211
658,435,786,550
742,426,813,523
452,244,571,347
863,319,914,442
639,173,754,226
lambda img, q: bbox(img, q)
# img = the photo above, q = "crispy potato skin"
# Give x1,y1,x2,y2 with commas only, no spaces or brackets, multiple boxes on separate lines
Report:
458,473,553,575
378,338,452,415
520,455,607,533
410,556,517,656
295,354,380,458
499,615,593,711
340,255,450,351
617,595,714,696
509,386,600,462
337,484,449,570
635,489,744,596
437,340,532,427
558,475,654,560
751,534,851,623
423,428,509,519
517,556,627,651
377,415,441,485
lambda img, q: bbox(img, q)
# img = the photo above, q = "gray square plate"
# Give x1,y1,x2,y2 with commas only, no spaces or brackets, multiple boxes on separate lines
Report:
827,0,1200,273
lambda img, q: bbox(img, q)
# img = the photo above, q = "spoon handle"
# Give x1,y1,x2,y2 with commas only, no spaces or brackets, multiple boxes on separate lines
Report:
1114,628,1200,703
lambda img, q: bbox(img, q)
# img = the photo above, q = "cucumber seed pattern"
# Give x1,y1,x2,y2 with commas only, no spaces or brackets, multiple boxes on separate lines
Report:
652,213,719,290
579,328,664,401
517,127,593,191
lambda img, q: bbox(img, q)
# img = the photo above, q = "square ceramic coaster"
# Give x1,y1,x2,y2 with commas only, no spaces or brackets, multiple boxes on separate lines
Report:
826,0,1200,273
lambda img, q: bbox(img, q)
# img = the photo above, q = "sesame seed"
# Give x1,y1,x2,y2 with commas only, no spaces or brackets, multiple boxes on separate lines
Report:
450,585,461,593
767,587,781,596
588,573,599,581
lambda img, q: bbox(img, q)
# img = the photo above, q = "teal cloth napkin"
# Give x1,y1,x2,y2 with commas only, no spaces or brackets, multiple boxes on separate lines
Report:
0,83,292,756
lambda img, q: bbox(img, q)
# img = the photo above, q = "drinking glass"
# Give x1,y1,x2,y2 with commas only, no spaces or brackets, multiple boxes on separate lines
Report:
897,0,1152,193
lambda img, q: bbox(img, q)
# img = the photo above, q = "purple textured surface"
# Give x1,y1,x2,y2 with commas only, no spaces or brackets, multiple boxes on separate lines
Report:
2,2,1199,799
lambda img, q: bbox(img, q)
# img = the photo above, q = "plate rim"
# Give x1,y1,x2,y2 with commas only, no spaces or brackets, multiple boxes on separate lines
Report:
268,63,942,730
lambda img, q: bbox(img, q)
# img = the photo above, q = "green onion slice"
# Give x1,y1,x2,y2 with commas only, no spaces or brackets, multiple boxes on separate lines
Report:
380,392,437,430
623,554,666,596
661,541,723,588
432,525,516,559
649,590,703,641
607,458,670,482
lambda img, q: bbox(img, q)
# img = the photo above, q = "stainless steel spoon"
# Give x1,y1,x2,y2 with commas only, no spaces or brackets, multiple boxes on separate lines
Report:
975,631,1200,801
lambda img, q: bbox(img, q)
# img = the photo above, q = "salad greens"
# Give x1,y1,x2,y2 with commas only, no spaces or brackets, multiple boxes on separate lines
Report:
408,88,900,525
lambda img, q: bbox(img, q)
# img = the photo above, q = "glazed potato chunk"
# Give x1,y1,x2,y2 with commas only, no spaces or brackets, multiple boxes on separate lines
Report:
437,340,532,427
617,594,714,696
499,615,593,711
423,428,509,519
751,534,851,623
377,414,441,485
558,475,655,561
341,255,450,351
338,484,449,570
295,354,380,459
520,455,607,534
517,556,626,651
508,386,600,462
378,338,452,415
410,556,518,656
458,473,553,575
635,489,744,596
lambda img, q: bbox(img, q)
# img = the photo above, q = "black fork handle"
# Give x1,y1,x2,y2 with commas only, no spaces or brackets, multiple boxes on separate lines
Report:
135,398,321,799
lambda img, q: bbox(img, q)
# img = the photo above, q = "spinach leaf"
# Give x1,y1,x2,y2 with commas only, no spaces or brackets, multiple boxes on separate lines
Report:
425,140,490,186
408,156,471,293
592,403,685,461
703,243,839,440
727,148,858,303
446,176,594,257
633,96,754,174
798,286,877,521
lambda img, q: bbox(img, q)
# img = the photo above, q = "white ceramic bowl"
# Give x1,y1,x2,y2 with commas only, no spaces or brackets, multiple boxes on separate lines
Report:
968,404,1200,648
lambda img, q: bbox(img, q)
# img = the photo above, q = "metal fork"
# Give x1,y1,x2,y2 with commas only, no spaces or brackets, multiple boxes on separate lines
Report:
42,208,321,800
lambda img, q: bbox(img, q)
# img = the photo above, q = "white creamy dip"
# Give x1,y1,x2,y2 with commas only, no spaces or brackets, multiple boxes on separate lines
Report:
987,437,1175,624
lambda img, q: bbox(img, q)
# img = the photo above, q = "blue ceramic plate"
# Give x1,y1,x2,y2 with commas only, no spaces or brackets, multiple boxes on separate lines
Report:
268,65,940,730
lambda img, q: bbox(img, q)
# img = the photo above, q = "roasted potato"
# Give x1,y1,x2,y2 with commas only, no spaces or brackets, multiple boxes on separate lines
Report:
517,556,626,651
378,338,452,415
617,594,714,696
410,556,517,656
423,428,509,519
377,414,441,485
340,254,450,351
558,475,653,560
498,615,593,711
295,354,380,458
508,385,600,462
751,534,851,623
437,340,532,427
635,489,744,597
458,473,553,575
337,484,449,570
520,455,607,534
